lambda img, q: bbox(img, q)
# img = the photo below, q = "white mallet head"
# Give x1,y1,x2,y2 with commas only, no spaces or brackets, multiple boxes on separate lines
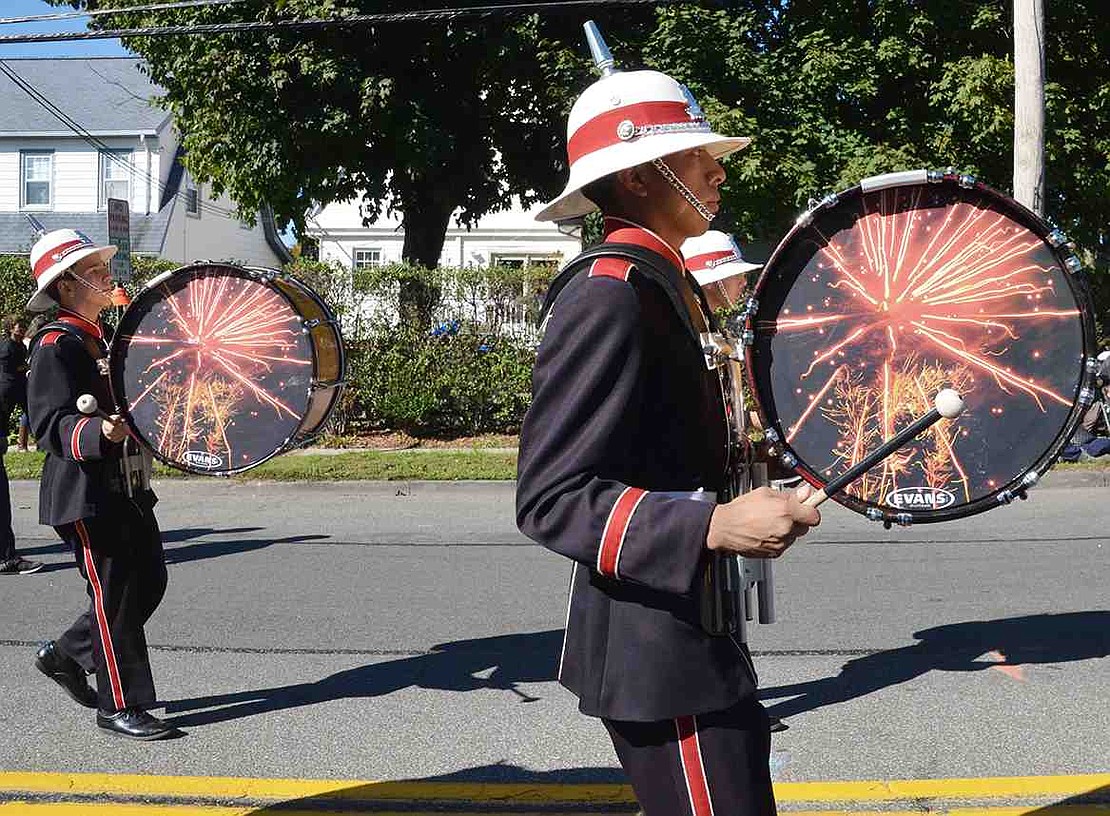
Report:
934,388,965,420
76,394,99,416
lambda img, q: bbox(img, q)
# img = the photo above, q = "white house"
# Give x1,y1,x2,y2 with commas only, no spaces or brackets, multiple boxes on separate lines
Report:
0,57,291,269
307,196,581,273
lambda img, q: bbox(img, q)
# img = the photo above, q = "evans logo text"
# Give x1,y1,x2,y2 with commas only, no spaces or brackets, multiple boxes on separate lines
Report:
182,450,223,470
885,486,956,510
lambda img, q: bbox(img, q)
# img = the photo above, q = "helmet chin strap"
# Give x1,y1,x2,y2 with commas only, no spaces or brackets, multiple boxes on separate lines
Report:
67,273,114,297
651,158,715,223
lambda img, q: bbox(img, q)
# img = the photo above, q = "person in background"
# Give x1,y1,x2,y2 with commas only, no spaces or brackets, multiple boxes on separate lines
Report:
682,230,761,313
0,315,41,575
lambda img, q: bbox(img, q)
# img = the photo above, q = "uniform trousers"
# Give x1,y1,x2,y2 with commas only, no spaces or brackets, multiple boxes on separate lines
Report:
0,399,16,562
603,696,776,816
54,496,166,713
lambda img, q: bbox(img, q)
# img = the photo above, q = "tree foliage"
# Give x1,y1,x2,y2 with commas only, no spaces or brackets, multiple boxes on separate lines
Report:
53,0,653,266
645,1,1109,279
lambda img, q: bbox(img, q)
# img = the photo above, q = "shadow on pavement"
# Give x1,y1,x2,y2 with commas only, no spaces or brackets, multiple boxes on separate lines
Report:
163,532,328,564
1024,784,1110,811
162,526,263,543
240,764,633,815
761,611,1110,722
163,629,563,728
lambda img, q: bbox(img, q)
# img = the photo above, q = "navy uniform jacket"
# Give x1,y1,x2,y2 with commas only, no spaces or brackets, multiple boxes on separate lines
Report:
516,218,758,723
27,310,145,526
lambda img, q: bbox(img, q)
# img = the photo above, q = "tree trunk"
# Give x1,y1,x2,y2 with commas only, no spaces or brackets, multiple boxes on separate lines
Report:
1013,0,1046,215
398,191,455,328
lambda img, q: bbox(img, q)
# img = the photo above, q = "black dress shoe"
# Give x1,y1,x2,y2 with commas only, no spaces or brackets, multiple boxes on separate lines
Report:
34,641,97,708
97,708,182,741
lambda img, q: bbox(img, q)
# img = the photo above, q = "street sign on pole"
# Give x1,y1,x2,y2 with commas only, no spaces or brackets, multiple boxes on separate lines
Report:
106,198,133,282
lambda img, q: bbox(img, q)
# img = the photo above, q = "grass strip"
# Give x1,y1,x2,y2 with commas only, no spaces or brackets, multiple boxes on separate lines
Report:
5,449,1107,483
2,450,518,482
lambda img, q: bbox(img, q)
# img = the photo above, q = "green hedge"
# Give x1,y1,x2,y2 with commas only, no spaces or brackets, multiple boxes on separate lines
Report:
2,251,1105,440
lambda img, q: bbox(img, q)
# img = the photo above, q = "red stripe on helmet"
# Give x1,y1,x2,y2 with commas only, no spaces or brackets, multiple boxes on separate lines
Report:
32,238,91,279
568,100,701,164
686,249,739,272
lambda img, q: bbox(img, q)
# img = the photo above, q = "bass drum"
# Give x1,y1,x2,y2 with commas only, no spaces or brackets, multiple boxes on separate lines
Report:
110,262,345,475
745,170,1097,524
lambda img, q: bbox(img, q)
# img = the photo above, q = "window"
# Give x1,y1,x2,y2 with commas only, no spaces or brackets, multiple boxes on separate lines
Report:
21,151,53,209
353,248,381,269
491,253,560,270
100,150,132,208
184,185,200,217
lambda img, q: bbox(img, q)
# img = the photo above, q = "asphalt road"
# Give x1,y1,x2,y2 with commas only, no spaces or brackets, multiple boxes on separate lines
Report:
0,472,1107,789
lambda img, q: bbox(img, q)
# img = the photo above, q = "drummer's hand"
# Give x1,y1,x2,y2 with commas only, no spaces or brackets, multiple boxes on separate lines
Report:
706,484,820,559
101,415,128,443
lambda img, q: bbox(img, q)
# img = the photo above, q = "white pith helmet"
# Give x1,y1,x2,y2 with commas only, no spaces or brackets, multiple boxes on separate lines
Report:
682,230,761,285
536,24,751,223
27,228,117,312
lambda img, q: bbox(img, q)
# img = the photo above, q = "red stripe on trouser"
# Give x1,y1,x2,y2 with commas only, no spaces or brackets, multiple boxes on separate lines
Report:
78,521,126,710
597,487,646,578
676,715,715,816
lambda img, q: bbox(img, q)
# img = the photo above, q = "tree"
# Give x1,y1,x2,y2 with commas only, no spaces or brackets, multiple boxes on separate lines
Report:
52,1,655,267
646,0,1109,279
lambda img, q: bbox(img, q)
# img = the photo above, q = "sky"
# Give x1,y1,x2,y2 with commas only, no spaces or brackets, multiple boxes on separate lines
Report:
0,0,130,58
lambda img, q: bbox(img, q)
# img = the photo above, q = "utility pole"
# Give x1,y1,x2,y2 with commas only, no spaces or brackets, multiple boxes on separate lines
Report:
1013,0,1045,215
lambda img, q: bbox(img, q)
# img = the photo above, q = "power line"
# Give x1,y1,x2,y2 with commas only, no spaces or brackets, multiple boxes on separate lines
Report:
0,0,692,45
0,59,242,222
0,0,245,27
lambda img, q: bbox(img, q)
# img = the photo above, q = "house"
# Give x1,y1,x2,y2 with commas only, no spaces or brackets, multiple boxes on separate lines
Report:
307,196,581,273
0,57,291,271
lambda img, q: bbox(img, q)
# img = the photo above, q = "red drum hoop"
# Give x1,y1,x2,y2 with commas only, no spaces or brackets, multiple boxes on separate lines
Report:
109,263,346,475
744,170,1098,524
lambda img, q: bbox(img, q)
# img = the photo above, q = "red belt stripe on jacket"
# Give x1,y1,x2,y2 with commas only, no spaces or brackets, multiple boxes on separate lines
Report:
597,487,647,578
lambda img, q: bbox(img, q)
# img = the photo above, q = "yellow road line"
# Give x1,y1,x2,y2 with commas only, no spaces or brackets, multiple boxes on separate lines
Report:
0,806,1108,816
0,771,1107,806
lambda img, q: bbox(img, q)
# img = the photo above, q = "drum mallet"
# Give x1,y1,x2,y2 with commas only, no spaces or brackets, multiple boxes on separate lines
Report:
76,393,114,422
77,394,135,497
803,388,966,508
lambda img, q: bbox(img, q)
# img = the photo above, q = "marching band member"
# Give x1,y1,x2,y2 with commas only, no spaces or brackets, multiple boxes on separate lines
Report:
25,229,177,741
516,35,820,816
683,229,762,313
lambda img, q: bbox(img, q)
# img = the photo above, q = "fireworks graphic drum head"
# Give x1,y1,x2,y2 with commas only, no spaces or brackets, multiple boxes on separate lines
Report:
111,265,319,474
748,176,1095,522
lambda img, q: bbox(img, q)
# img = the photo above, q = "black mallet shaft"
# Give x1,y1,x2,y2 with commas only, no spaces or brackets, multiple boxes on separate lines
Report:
803,389,966,508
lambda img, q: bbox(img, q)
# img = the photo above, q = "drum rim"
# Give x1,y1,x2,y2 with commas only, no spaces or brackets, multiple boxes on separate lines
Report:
109,262,337,476
744,171,1098,524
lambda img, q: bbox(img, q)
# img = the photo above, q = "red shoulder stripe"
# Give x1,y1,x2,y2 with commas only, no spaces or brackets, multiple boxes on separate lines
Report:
588,258,634,281
39,331,64,346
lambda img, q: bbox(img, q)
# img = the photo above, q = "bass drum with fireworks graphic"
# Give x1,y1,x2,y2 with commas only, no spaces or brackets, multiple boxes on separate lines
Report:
110,263,346,475
746,170,1097,523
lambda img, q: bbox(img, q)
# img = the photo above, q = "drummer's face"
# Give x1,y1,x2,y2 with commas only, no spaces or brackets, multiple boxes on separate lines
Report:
65,255,113,310
656,147,725,235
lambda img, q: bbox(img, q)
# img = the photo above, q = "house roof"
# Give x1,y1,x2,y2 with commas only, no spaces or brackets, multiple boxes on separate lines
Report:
0,209,175,257
0,57,170,136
